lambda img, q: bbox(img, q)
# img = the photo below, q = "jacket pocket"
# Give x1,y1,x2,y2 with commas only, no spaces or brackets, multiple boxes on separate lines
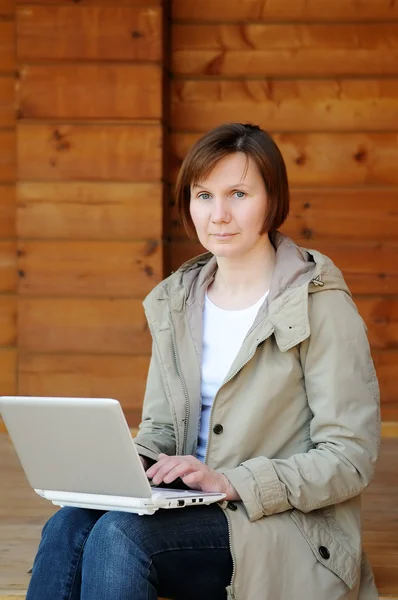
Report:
289,508,361,590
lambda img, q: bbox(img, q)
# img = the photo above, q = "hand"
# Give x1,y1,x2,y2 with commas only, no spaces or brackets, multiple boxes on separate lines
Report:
146,454,241,501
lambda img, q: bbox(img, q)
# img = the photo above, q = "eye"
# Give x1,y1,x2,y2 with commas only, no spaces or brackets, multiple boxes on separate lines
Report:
233,190,246,199
198,192,211,200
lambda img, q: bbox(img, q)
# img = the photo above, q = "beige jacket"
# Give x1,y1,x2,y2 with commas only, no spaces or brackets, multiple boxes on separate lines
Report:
134,232,381,600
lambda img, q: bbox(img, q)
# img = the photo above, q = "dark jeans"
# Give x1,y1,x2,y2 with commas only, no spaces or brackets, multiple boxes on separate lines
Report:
26,504,233,600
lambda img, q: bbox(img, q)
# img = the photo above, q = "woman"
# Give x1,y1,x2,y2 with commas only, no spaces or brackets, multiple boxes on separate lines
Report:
27,123,380,600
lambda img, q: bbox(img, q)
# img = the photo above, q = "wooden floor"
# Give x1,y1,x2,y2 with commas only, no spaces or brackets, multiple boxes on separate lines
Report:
1,433,397,599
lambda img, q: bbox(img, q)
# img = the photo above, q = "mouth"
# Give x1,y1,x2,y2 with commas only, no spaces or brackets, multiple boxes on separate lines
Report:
211,233,237,238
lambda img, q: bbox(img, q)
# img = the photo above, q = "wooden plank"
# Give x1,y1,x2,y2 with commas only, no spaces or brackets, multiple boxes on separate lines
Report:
0,296,16,346
172,0,398,22
0,130,15,183
171,133,398,186
0,0,14,15
381,404,398,422
0,349,16,396
18,64,162,120
18,353,150,411
169,240,398,295
22,0,162,5
0,185,15,238
311,241,398,296
0,77,14,128
381,422,398,437
0,241,17,292
282,188,398,243
17,6,162,61
171,187,398,242
172,79,398,133
356,298,398,351
18,124,162,182
17,240,162,297
0,22,14,74
18,298,151,354
17,182,162,240
172,24,398,76
374,351,398,405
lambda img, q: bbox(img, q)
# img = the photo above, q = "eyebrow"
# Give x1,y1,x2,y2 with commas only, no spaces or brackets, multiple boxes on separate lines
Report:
192,182,251,190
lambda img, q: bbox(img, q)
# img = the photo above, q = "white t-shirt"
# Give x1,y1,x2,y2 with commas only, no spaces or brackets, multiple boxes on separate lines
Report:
196,290,269,462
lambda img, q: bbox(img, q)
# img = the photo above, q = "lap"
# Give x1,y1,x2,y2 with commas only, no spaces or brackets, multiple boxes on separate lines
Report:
45,504,232,599
87,503,230,555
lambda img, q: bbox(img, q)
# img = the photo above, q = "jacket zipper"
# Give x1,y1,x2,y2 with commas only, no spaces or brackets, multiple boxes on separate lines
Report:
224,510,237,590
204,326,274,588
169,315,190,455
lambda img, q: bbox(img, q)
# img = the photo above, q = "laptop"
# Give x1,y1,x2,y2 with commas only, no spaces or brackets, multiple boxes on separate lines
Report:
0,396,226,515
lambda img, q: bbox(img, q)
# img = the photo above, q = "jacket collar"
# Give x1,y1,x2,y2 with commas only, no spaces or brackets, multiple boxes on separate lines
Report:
144,232,349,353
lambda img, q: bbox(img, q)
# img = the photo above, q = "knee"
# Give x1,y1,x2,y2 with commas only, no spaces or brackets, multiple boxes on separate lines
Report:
84,512,148,557
42,507,99,546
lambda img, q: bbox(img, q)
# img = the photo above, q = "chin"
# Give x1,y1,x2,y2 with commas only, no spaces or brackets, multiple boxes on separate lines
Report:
207,244,245,259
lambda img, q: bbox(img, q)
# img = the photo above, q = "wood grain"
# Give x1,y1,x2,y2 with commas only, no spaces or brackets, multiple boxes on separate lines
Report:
17,240,162,297
18,124,162,182
356,299,398,351
0,130,16,183
0,296,16,347
22,0,162,5
171,187,398,242
172,0,398,22
0,185,15,238
18,353,150,411
173,23,398,76
0,22,15,74
0,241,17,292
169,240,398,295
18,64,162,121
17,5,162,61
0,0,14,15
18,298,151,354
310,240,398,296
0,77,14,128
172,79,398,132
17,182,162,240
171,132,398,186
373,351,398,406
0,349,16,396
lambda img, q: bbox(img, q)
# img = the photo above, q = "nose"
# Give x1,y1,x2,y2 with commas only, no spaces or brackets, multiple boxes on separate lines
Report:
211,198,231,224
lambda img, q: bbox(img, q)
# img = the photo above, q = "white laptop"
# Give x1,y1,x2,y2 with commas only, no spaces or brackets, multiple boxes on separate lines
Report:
0,396,225,515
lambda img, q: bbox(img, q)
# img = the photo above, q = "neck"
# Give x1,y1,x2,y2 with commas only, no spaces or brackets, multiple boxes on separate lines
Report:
212,234,276,299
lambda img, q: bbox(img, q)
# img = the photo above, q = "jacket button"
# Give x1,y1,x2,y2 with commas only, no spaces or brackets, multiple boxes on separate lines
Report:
319,546,330,560
227,501,238,511
213,424,223,435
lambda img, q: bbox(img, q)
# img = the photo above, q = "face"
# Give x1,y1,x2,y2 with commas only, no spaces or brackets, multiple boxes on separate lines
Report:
189,152,269,259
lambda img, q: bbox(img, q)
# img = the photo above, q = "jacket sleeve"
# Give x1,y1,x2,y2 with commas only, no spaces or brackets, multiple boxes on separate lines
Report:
133,341,177,462
221,290,381,522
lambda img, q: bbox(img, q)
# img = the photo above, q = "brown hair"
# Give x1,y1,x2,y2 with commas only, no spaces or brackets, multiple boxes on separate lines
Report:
175,123,290,239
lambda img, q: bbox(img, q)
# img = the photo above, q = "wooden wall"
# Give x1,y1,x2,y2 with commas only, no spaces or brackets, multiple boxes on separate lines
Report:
170,0,398,421
0,0,397,425
0,0,167,429
0,0,17,402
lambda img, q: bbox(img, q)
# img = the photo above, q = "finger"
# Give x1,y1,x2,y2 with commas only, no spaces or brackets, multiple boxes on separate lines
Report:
146,455,177,479
152,459,196,485
162,462,198,484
